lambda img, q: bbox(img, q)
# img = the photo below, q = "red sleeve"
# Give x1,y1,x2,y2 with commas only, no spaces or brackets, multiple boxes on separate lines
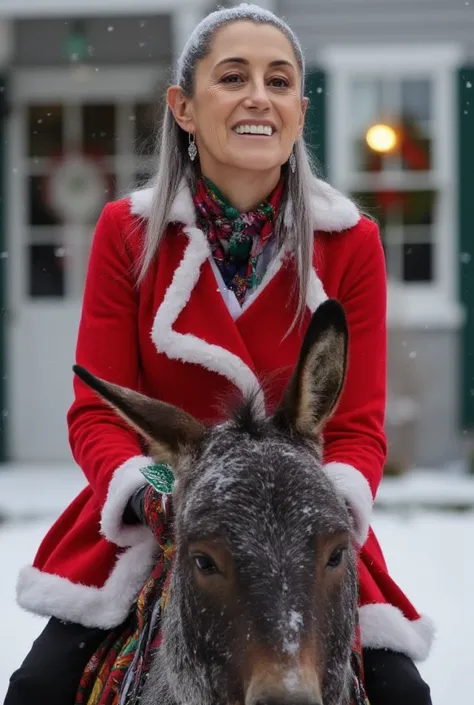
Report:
67,202,152,548
322,218,387,545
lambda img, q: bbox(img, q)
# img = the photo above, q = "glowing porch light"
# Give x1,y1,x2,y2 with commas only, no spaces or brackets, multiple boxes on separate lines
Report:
365,124,397,153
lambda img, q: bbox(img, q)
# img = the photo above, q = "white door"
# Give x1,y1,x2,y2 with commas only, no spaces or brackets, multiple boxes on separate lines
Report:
7,67,165,461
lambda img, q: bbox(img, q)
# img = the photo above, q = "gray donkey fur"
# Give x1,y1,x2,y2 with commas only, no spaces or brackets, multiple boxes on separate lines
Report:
74,299,358,705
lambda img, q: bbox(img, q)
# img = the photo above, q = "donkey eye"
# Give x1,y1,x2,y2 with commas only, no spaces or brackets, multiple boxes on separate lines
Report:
193,554,218,574
326,547,346,569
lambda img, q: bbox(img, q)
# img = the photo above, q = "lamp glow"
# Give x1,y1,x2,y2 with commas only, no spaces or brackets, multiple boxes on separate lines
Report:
365,124,397,153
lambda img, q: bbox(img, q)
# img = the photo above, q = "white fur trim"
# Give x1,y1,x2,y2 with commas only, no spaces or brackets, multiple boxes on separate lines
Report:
323,462,373,545
306,268,329,313
151,224,266,413
359,604,436,662
100,454,153,548
16,536,158,629
129,178,360,233
134,179,331,412
168,181,197,226
308,178,360,232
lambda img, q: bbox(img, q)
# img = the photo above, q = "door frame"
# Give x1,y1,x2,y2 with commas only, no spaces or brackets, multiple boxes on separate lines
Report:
5,65,164,460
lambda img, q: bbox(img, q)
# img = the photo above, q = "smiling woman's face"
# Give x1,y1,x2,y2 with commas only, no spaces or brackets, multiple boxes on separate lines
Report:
169,21,307,183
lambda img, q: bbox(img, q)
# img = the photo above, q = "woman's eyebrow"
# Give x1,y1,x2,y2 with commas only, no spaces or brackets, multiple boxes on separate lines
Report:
215,57,296,70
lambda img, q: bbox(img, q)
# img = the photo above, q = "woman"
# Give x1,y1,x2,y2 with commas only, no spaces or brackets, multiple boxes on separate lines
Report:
5,4,434,705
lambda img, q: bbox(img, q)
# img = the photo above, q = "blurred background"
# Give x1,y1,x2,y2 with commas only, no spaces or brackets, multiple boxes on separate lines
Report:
0,1,474,703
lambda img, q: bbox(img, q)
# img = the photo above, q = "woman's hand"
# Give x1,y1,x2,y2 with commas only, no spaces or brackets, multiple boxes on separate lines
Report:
123,485,165,540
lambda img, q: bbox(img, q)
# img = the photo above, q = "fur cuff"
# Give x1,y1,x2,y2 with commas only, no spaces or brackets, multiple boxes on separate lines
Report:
100,455,153,547
359,603,436,662
16,536,158,629
323,461,373,545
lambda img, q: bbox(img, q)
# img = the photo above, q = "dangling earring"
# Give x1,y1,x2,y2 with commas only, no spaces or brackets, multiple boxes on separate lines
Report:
289,148,296,173
188,132,198,162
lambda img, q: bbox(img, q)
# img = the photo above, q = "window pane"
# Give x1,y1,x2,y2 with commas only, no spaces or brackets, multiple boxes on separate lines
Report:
29,244,66,298
82,104,116,155
350,78,399,172
352,190,435,226
403,243,432,282
29,176,61,226
350,78,383,135
28,105,63,158
353,137,383,173
349,77,433,173
400,121,432,171
351,191,389,228
351,190,435,283
401,79,432,124
402,190,435,225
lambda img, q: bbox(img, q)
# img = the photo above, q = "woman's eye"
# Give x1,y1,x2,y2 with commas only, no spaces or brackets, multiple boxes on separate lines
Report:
326,548,346,569
193,554,218,574
269,77,289,88
221,74,243,84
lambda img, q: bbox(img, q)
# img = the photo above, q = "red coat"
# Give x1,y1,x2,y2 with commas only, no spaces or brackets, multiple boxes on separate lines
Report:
16,178,434,662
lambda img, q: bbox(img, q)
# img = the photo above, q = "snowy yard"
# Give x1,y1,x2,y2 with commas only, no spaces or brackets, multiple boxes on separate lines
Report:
0,507,473,703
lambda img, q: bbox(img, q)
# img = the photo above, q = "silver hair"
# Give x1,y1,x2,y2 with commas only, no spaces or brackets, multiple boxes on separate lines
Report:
136,2,321,322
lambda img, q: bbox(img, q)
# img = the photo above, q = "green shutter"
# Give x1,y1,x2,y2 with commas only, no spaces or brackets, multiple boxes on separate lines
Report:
459,66,474,429
304,68,327,178
0,75,6,461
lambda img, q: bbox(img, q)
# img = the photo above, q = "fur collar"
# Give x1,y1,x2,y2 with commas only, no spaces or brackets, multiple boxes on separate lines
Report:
129,177,360,233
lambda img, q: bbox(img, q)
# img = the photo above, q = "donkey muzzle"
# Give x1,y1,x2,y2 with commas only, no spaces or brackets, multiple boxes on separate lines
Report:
249,697,323,705
245,668,324,705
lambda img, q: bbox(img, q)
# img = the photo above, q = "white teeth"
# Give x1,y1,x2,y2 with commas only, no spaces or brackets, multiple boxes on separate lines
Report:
234,124,273,136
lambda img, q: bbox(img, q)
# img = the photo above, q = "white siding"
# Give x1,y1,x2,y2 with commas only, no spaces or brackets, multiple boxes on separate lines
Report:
278,0,474,63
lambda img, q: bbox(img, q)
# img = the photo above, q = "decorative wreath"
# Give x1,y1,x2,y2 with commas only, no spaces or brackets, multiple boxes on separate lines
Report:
44,148,110,223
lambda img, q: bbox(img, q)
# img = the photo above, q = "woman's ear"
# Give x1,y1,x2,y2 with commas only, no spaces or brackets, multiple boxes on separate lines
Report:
167,86,195,134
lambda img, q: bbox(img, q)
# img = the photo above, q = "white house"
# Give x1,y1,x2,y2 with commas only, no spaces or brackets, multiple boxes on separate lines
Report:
0,0,473,471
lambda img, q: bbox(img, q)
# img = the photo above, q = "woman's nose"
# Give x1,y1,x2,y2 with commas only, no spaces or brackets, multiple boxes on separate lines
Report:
244,80,271,110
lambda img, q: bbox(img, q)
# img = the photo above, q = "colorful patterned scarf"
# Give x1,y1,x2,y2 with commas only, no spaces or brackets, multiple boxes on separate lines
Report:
76,492,369,705
76,490,174,705
192,177,283,304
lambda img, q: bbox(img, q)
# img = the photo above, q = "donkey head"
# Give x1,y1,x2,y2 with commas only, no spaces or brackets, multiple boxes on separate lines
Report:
74,299,358,705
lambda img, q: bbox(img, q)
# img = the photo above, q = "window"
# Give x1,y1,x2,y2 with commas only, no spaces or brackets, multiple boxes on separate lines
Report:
349,77,435,284
23,98,162,299
321,45,463,327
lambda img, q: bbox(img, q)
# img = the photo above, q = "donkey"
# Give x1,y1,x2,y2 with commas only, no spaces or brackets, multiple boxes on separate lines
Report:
74,299,359,705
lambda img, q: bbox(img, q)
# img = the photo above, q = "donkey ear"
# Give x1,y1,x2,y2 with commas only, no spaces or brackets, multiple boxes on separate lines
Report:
275,299,348,436
73,365,205,464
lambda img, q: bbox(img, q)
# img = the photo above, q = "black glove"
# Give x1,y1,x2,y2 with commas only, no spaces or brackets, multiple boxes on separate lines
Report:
123,485,147,525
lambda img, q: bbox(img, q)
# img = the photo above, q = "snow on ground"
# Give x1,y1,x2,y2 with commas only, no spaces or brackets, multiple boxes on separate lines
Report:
0,465,473,703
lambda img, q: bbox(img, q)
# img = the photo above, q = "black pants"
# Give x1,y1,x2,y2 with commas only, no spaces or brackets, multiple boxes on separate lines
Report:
4,618,432,705
4,618,107,705
363,647,432,705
